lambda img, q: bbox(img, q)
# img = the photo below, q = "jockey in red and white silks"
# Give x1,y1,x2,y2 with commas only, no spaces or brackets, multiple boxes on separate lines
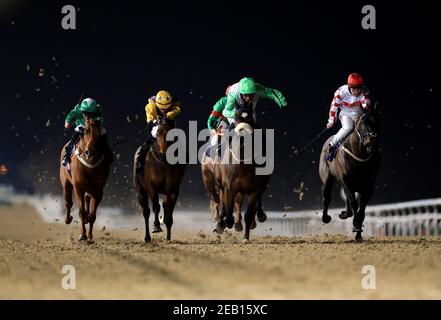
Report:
327,73,371,151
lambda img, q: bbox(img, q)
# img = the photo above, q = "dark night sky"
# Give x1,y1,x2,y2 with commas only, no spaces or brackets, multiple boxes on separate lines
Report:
0,0,440,211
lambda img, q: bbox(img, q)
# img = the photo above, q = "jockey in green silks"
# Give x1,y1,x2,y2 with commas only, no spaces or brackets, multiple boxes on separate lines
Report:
62,98,114,166
206,77,288,157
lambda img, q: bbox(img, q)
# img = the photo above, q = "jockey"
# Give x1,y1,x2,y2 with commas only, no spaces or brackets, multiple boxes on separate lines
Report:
221,77,288,126
135,90,181,172
62,98,114,166
326,73,371,161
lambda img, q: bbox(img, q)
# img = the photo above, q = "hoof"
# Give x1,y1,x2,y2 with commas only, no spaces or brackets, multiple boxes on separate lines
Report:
250,219,257,230
144,237,151,243
355,233,363,242
322,214,332,224
65,215,73,225
234,222,243,232
224,216,234,229
339,211,352,220
214,221,225,234
242,238,250,244
257,211,267,223
87,239,95,244
152,225,163,233
78,234,88,241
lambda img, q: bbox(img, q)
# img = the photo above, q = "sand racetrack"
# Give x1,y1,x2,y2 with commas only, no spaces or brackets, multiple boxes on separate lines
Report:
1,203,441,299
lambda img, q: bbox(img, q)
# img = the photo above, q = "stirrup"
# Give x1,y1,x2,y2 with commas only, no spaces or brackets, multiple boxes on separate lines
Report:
326,145,337,161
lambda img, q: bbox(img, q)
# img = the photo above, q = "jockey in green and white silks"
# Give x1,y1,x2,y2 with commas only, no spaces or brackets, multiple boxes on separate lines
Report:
221,77,288,124
62,98,114,166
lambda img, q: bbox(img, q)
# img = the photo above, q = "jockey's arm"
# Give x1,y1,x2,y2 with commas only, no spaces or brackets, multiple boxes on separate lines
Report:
166,101,181,120
221,93,237,120
328,88,342,127
65,104,81,125
207,96,228,130
360,90,371,111
257,83,288,109
145,99,157,123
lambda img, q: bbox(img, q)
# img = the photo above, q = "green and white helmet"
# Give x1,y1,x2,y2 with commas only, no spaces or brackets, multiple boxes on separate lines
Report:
80,98,97,113
239,77,256,95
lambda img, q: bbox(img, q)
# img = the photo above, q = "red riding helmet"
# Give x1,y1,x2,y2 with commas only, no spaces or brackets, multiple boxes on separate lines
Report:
347,73,365,88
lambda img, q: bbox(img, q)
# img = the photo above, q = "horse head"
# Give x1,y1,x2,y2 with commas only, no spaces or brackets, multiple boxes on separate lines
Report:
81,115,103,161
155,117,175,162
355,110,379,155
234,104,255,129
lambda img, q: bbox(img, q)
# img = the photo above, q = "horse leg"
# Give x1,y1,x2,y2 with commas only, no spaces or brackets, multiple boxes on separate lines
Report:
353,188,373,242
152,192,162,233
322,175,335,223
234,193,244,232
138,186,151,243
84,195,91,220
214,189,227,234
221,188,235,229
163,193,178,241
74,188,87,241
244,193,259,241
87,193,102,244
256,196,267,223
63,180,74,224
339,184,358,220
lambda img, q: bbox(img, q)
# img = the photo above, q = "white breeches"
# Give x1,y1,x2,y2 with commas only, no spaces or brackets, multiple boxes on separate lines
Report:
330,109,359,146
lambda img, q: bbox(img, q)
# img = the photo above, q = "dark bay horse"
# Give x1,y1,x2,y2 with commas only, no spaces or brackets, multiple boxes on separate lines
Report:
214,108,270,241
134,118,186,242
59,117,111,244
319,109,380,241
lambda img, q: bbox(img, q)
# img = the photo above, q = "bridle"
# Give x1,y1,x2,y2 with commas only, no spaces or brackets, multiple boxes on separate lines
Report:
75,120,105,168
341,113,377,162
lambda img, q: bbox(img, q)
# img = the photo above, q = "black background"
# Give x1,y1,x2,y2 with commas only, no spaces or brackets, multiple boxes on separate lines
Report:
0,0,439,211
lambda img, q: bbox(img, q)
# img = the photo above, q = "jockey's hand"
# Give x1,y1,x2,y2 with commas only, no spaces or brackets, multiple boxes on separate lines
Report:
327,118,335,129
64,122,70,129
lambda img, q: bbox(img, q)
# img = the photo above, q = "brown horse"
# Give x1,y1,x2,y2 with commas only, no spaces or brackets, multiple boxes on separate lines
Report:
201,150,256,233
319,109,380,241
134,118,186,242
59,117,111,243
213,108,270,241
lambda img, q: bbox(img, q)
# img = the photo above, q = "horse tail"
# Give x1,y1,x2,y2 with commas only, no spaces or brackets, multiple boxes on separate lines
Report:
133,146,142,188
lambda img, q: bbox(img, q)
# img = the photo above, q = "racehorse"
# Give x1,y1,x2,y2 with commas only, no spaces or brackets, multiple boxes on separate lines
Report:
319,107,380,241
59,116,111,244
214,107,270,241
134,118,186,242
201,151,256,233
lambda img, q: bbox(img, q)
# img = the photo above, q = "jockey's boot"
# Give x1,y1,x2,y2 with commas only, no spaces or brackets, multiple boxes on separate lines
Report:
326,143,338,162
135,137,154,173
205,146,213,157
62,131,82,166
101,134,115,164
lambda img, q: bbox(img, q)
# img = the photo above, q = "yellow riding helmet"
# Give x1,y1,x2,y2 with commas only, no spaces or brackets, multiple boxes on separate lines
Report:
155,90,173,109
